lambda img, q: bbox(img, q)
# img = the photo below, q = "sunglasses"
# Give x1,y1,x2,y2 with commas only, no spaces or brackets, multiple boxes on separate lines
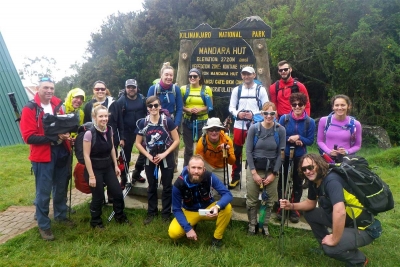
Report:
94,87,106,91
278,68,289,73
126,86,137,90
39,77,54,83
188,75,199,79
207,128,221,133
262,111,276,116
291,103,304,108
147,103,160,109
301,165,315,172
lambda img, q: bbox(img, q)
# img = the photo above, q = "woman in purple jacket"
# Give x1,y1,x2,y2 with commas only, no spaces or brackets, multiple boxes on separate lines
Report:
317,94,362,160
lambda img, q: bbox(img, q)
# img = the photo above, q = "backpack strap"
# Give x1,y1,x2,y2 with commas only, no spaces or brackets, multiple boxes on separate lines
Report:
183,84,190,104
304,116,310,137
255,84,262,110
253,122,261,148
291,79,299,94
275,81,280,103
235,84,243,110
324,112,334,137
202,133,207,153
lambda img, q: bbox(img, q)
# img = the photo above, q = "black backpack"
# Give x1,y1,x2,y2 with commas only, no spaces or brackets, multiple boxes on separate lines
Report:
74,122,96,164
330,156,394,215
274,78,299,102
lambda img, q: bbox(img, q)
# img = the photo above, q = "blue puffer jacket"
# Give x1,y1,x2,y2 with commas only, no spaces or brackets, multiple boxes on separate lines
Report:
278,111,316,158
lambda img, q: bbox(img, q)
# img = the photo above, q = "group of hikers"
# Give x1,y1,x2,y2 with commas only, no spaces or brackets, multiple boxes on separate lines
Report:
19,60,381,267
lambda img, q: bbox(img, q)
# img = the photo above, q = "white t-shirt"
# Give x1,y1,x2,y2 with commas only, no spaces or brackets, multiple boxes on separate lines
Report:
41,102,53,115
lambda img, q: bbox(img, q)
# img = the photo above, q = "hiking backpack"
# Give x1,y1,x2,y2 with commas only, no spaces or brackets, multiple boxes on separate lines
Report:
329,156,394,215
236,84,263,110
274,78,299,103
74,122,96,164
183,84,213,112
154,83,177,98
253,122,280,149
324,112,356,145
137,113,173,148
282,114,310,137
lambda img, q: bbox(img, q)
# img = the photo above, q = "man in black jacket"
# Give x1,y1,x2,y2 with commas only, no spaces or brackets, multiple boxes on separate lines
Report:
117,79,147,186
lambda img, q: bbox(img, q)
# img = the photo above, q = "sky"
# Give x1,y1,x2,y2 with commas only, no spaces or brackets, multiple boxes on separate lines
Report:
0,0,144,84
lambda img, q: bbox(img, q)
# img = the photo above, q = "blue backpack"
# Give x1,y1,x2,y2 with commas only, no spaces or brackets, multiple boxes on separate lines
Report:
236,84,262,110
183,84,213,112
324,112,356,145
253,122,280,149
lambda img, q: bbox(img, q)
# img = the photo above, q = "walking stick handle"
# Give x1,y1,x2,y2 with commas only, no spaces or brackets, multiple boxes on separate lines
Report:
222,144,227,158
289,146,295,160
280,149,285,161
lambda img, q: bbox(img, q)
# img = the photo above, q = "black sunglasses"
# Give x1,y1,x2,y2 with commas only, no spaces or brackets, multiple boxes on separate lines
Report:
94,87,106,91
188,75,199,79
291,103,304,108
301,165,315,172
262,111,276,116
278,68,289,73
147,103,160,109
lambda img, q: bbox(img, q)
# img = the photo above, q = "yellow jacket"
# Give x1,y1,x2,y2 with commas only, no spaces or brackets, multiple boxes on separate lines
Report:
196,131,235,168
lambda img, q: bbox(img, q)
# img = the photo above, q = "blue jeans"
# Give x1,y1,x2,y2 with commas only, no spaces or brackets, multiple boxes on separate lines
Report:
32,145,69,230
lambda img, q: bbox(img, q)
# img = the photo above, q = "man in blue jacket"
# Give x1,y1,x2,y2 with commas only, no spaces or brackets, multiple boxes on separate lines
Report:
168,155,233,248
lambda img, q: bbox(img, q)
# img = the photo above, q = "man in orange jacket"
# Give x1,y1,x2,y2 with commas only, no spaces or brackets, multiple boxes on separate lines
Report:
195,118,235,184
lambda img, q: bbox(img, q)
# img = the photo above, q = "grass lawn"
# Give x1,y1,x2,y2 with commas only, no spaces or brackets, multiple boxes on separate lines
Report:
0,144,399,266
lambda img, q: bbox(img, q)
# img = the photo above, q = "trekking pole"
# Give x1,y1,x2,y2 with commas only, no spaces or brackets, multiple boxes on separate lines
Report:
108,146,133,222
8,92,21,123
279,149,286,252
192,116,198,155
222,143,228,188
68,142,74,219
286,147,295,227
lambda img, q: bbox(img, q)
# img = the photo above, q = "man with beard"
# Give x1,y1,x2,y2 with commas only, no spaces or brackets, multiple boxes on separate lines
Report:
269,60,311,117
228,66,269,189
280,154,380,267
117,79,147,187
168,155,233,248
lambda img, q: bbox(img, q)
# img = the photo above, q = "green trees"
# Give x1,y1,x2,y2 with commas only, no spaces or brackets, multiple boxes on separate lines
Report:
73,0,400,142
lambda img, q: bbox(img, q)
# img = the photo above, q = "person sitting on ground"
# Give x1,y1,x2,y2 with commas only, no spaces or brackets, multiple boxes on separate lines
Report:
195,117,235,184
317,94,362,162
276,92,315,223
280,154,381,267
245,102,286,236
83,103,130,229
168,155,233,248
135,96,180,225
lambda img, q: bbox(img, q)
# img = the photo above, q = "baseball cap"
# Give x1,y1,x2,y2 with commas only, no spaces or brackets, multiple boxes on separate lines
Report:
125,79,137,87
241,66,255,74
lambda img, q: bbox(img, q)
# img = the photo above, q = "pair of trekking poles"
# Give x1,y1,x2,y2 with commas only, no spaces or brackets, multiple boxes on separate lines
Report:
279,146,295,253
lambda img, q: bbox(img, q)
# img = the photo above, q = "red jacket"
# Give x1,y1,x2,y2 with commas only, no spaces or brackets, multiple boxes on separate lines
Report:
20,93,71,162
269,77,311,117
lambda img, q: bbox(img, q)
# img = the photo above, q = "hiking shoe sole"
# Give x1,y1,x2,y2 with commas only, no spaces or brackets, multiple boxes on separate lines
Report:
39,228,55,241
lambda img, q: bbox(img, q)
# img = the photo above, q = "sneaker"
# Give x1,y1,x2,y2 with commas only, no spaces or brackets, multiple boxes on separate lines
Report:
228,178,240,189
39,228,55,241
143,214,155,225
91,224,105,230
289,211,300,223
211,237,223,249
135,176,146,183
55,218,76,227
363,258,369,267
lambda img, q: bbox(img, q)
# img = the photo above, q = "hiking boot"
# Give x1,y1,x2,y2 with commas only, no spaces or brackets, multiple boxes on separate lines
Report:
162,215,171,224
144,214,155,225
211,237,223,249
67,206,76,214
289,210,300,223
115,217,132,225
248,225,256,235
228,178,240,189
276,209,284,221
55,218,76,228
132,170,146,183
261,227,272,238
39,228,55,241
91,224,105,230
